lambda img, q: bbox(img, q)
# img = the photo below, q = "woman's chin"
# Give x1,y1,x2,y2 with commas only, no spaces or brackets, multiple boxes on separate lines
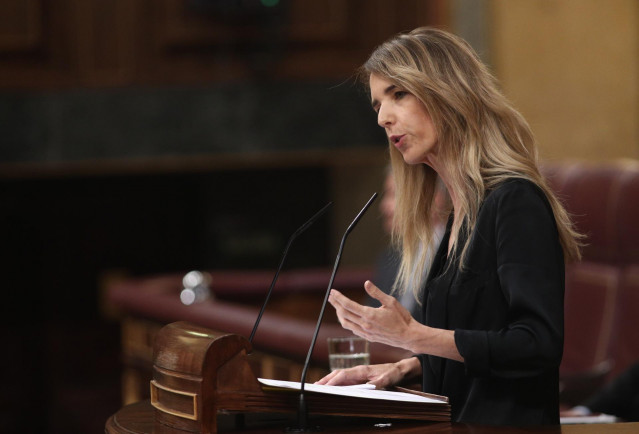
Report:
401,154,422,165
402,150,436,167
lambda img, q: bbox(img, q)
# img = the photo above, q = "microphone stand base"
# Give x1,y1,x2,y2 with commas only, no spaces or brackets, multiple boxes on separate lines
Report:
286,393,321,432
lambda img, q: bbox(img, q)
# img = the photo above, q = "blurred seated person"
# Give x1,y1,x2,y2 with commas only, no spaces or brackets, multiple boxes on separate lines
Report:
368,170,450,321
562,362,639,422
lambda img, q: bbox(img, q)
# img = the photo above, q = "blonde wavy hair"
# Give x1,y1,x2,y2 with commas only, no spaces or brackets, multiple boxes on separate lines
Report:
359,27,582,297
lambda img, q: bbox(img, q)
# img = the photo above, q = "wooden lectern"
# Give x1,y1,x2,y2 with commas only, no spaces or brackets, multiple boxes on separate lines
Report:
107,321,639,433
149,321,256,432
112,321,449,433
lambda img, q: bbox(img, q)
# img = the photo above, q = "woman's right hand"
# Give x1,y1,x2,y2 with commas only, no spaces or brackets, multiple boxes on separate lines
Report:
315,357,421,389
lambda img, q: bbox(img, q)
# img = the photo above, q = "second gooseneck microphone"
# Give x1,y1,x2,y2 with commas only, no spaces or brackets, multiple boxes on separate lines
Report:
290,192,378,432
249,201,333,344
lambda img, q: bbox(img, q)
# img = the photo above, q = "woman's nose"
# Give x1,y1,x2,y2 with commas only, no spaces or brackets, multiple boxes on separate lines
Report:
377,105,393,127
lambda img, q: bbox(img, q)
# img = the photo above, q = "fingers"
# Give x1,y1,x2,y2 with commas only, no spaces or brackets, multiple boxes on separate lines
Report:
338,313,370,340
363,280,395,306
323,369,356,386
328,290,375,337
366,368,398,390
315,363,402,390
315,369,340,385
329,289,364,316
315,366,369,386
328,290,363,325
329,280,391,316
328,281,403,342
365,280,412,327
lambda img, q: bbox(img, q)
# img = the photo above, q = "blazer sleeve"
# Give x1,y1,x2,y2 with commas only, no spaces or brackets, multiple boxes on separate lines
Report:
454,180,565,378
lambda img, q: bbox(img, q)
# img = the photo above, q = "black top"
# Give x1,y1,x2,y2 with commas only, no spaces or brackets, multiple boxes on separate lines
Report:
420,179,565,426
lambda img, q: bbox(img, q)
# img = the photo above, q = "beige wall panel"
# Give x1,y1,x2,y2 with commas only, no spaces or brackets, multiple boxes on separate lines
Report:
490,0,639,162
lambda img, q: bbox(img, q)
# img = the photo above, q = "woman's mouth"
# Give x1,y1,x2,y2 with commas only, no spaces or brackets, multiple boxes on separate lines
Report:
390,134,406,148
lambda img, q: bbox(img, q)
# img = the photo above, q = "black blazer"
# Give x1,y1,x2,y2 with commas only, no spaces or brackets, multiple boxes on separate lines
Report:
421,178,565,426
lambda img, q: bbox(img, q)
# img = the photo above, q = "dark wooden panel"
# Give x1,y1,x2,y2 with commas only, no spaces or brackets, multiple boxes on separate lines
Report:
0,0,81,87
0,0,42,51
74,0,137,86
288,0,349,42
140,0,449,81
0,0,449,88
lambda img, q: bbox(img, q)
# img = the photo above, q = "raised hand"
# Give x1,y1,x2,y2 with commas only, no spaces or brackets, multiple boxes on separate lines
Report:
328,280,416,349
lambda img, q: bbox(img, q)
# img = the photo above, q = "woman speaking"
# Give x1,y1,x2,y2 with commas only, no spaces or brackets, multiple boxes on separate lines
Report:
317,27,582,426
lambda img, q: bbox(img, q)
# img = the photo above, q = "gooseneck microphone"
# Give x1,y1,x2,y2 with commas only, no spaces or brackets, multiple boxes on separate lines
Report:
248,201,333,345
289,192,378,432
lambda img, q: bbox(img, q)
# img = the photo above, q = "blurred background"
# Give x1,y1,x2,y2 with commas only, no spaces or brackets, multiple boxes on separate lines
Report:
0,0,637,432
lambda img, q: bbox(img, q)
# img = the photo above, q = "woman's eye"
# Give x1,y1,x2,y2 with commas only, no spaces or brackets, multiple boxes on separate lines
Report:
394,91,407,100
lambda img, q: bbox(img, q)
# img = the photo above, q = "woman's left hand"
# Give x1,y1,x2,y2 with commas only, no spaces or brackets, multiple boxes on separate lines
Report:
329,280,417,349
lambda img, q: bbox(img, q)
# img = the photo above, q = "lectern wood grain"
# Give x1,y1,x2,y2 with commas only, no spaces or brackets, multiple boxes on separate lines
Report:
148,321,449,433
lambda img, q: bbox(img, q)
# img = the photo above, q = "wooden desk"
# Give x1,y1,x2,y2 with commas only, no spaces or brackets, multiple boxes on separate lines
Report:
106,400,639,434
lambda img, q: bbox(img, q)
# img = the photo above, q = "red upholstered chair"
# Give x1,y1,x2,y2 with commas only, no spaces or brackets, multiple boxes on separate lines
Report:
540,162,575,195
558,164,621,264
559,262,619,406
561,264,620,376
559,263,619,405
607,266,639,379
604,165,639,379
544,163,625,405
614,166,639,265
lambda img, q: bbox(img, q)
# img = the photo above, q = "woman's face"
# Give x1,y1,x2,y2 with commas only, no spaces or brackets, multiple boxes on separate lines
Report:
370,73,439,166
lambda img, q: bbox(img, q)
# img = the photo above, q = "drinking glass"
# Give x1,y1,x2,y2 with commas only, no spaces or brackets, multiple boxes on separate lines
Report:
327,337,370,371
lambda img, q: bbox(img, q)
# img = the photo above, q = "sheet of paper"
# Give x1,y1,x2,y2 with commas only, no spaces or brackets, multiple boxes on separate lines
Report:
258,378,443,404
